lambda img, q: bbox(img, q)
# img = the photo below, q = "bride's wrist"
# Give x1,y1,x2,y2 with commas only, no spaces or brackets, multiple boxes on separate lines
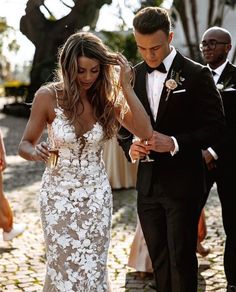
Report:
30,149,37,161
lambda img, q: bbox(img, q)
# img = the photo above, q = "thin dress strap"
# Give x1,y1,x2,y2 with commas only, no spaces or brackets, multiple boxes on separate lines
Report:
53,85,60,108
47,85,61,148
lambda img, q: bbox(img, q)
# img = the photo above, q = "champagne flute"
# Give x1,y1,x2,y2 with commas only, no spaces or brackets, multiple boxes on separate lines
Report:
46,148,59,168
133,136,154,163
140,139,154,162
46,138,59,169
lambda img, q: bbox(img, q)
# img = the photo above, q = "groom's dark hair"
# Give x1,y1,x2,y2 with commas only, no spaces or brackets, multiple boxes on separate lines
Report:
133,6,171,36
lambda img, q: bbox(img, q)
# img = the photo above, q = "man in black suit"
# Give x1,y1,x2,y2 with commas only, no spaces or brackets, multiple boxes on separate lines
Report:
200,26,236,292
118,7,225,292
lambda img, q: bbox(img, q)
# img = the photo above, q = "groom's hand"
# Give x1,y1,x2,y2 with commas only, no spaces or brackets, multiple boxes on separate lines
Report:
148,131,175,153
202,149,216,170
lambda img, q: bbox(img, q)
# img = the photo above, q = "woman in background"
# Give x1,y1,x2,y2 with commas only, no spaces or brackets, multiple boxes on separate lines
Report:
128,209,210,280
0,128,25,241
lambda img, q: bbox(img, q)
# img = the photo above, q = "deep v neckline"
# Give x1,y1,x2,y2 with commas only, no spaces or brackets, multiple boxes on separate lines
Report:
53,106,99,140
52,87,99,140
77,121,99,139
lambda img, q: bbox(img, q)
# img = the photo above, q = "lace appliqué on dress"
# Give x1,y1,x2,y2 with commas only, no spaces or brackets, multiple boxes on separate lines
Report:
39,105,112,292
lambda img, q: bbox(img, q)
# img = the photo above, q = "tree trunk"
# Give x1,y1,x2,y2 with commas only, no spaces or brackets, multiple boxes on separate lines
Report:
20,0,112,103
190,0,202,62
173,0,195,59
172,0,236,62
207,0,215,26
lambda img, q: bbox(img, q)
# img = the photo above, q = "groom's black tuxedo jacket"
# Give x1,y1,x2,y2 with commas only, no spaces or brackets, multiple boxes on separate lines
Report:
210,62,236,166
118,51,225,198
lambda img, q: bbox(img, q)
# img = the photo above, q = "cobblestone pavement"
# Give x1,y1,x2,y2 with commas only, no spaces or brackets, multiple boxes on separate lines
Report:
0,99,227,291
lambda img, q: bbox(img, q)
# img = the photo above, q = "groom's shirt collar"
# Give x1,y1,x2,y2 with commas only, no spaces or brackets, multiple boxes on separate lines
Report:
162,46,177,73
207,59,229,84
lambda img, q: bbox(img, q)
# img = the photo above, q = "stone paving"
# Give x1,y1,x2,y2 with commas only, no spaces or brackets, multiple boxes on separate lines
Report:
0,98,228,291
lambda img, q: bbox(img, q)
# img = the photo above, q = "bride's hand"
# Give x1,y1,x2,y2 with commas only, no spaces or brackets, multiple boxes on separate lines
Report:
116,53,133,88
31,141,50,162
130,140,150,161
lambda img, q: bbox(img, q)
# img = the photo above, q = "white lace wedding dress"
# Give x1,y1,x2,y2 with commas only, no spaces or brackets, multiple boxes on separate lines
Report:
39,104,112,292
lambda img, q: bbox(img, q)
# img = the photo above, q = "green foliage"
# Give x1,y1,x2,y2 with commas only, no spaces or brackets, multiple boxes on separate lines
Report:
0,17,7,34
0,17,8,55
100,0,165,66
8,39,20,53
0,17,19,56
102,31,141,65
0,17,21,82
139,0,164,8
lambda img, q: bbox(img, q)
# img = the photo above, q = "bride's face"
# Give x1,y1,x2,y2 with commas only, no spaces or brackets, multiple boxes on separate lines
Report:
77,56,100,91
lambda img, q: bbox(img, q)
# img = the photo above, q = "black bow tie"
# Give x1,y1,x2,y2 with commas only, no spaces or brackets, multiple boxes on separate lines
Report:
211,70,216,76
146,62,167,74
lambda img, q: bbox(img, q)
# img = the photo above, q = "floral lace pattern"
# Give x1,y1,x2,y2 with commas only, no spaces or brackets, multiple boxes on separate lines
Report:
39,107,112,291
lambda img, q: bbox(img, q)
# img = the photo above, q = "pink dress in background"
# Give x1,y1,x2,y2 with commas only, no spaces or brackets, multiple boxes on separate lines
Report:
128,217,153,273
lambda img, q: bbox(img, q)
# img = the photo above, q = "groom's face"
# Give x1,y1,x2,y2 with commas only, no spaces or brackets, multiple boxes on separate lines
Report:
134,29,173,68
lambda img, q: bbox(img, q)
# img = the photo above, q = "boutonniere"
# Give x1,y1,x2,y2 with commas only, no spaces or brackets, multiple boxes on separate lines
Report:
165,69,185,101
216,76,234,92
216,83,224,91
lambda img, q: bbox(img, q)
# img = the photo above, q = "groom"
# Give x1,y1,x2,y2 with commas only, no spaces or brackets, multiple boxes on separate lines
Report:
118,7,225,292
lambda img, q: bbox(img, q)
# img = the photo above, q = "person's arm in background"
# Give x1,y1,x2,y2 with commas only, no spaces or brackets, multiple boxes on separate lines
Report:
204,68,236,168
117,126,133,162
0,129,7,171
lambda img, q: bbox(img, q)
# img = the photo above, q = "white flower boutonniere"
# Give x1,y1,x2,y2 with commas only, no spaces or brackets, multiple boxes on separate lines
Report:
166,79,177,90
216,76,234,92
216,83,224,91
165,70,185,101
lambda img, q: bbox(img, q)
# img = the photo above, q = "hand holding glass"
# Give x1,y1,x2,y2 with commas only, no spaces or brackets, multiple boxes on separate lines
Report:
133,136,154,163
46,146,59,169
140,139,154,162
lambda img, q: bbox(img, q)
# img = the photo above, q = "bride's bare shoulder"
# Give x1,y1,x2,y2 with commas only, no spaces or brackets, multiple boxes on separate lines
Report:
34,85,56,103
31,85,59,123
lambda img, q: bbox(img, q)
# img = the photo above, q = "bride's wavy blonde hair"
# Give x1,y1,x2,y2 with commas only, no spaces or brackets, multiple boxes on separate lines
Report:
53,31,126,140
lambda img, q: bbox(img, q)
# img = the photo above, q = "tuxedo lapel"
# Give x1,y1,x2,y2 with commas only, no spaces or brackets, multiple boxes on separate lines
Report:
156,52,184,125
155,80,169,125
217,62,235,85
135,63,155,124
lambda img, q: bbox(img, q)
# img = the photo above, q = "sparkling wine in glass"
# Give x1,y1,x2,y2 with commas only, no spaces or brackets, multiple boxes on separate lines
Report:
46,137,59,169
46,148,59,168
140,140,154,163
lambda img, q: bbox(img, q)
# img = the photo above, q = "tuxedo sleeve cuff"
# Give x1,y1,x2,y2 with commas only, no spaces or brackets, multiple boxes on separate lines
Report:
170,136,179,156
207,147,218,160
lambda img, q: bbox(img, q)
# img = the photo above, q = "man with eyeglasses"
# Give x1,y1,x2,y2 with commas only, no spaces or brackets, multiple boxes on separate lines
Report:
200,26,236,292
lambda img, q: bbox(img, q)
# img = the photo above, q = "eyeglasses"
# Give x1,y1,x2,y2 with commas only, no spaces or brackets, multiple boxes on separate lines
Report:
199,40,229,51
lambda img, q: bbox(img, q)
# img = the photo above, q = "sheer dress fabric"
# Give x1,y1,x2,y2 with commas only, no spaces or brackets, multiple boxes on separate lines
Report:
40,101,112,292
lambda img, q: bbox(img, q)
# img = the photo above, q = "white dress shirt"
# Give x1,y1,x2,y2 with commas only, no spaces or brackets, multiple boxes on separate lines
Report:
129,47,179,162
208,60,228,84
146,47,177,121
146,47,179,156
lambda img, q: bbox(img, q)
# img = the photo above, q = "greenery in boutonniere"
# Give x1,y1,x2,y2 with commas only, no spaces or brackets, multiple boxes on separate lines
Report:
216,76,234,91
165,69,185,101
